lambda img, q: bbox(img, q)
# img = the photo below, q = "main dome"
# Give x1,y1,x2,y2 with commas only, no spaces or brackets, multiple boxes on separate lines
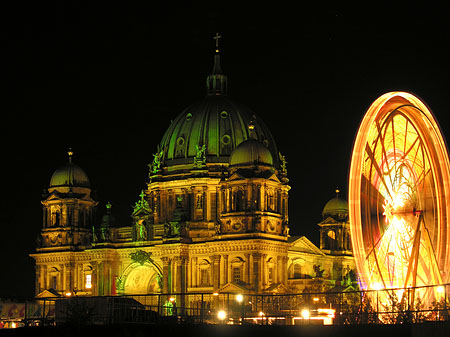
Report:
158,95,278,169
154,47,279,175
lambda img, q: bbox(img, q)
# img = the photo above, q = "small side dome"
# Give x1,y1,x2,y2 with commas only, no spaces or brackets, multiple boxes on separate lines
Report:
49,151,90,189
322,191,348,221
50,162,90,188
229,139,273,167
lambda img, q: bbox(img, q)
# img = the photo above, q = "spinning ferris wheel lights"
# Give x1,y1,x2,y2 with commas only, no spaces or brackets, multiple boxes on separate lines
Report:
349,92,450,310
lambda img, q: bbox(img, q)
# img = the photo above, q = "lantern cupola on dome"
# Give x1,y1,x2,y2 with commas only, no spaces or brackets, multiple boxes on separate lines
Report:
206,33,227,96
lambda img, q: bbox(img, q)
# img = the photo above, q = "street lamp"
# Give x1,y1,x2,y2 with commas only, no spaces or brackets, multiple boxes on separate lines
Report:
217,310,227,323
301,308,310,324
236,294,244,324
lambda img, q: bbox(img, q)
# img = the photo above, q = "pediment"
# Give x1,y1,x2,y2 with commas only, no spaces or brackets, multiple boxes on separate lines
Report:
45,191,62,201
318,216,343,225
43,191,93,202
227,171,281,183
289,236,325,256
264,282,289,293
228,172,244,181
217,282,249,293
267,173,281,183
35,288,62,298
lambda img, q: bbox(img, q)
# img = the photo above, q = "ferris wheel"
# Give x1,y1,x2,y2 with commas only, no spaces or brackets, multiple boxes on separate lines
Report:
349,92,450,307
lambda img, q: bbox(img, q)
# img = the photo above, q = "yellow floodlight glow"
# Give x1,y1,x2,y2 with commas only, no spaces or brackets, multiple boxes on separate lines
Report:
217,310,227,321
236,294,243,303
301,309,310,319
318,308,336,319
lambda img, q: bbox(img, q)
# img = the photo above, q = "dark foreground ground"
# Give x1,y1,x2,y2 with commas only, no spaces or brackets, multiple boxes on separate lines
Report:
1,322,449,337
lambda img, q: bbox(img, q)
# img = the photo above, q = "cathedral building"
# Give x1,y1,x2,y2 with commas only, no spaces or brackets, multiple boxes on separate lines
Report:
31,39,354,298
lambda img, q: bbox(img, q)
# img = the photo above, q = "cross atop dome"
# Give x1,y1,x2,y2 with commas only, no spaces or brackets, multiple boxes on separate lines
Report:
207,32,227,96
214,32,222,53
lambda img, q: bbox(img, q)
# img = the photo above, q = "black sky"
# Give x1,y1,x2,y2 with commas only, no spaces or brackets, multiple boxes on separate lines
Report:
2,2,450,298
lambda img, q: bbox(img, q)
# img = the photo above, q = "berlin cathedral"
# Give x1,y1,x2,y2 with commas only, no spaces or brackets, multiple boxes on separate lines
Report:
30,39,355,298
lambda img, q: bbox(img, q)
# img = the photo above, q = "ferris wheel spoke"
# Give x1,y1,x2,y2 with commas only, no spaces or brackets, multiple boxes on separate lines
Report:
402,216,422,289
415,168,431,190
403,118,409,155
391,118,398,175
420,218,443,285
377,120,396,190
400,135,420,164
365,144,393,201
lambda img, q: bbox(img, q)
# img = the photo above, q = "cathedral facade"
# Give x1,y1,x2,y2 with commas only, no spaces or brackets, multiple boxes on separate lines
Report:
31,44,354,298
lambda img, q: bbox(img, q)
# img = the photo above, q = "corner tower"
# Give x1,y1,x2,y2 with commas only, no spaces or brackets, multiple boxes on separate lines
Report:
39,150,97,250
318,189,351,255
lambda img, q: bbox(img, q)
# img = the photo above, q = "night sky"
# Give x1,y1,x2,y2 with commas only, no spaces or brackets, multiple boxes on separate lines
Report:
2,2,450,298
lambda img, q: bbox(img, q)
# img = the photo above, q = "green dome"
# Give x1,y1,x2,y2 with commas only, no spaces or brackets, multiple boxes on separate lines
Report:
159,95,278,169
50,162,90,188
229,139,273,167
322,197,348,219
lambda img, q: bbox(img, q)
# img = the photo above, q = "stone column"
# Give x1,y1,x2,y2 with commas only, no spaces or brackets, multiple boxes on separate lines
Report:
244,253,251,284
277,256,283,285
282,256,289,284
35,265,41,295
64,262,74,292
261,254,267,289
161,257,171,293
173,256,188,293
252,253,262,291
91,261,97,295
190,257,197,288
210,255,221,290
221,255,228,286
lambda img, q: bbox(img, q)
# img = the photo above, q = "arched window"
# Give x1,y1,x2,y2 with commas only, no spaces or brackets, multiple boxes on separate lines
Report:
51,207,60,227
235,189,244,212
326,230,337,250
199,260,211,287
83,266,93,290
48,267,60,290
266,190,274,211
231,257,244,283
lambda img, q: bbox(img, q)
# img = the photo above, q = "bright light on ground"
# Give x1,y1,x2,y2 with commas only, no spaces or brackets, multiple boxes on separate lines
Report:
217,310,227,321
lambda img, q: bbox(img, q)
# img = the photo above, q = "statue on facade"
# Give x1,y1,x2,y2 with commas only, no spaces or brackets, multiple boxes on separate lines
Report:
278,152,288,182
313,264,325,278
136,220,148,241
132,191,152,241
193,144,206,168
149,148,164,175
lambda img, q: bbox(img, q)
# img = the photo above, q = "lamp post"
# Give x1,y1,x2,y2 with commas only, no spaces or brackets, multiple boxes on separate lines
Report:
236,294,244,324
